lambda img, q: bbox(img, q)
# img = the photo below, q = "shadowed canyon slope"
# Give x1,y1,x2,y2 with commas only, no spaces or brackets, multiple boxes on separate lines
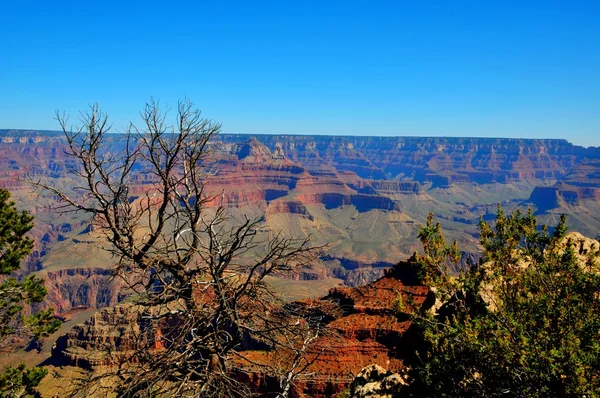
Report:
2,129,600,315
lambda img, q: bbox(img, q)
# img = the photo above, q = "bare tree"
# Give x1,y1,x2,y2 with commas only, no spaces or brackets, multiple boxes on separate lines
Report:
33,100,324,397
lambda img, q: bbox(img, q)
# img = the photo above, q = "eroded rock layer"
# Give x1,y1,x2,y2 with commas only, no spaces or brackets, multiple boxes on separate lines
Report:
234,259,429,396
2,130,600,317
47,259,427,396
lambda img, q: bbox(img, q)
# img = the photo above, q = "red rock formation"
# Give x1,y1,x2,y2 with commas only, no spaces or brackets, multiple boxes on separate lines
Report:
43,268,126,314
266,200,314,220
48,258,429,396
234,259,429,396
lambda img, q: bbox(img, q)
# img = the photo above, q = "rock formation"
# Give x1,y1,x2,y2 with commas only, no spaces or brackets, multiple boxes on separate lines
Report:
2,129,600,319
52,304,149,369
43,268,126,314
46,258,428,397
232,259,429,396
349,364,408,398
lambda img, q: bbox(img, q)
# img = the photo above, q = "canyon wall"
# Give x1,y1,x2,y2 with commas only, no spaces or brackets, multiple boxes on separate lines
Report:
2,129,600,316
49,258,430,397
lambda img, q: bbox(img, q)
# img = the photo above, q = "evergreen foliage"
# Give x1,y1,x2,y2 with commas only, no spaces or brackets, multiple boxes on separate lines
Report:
0,189,61,397
409,207,600,397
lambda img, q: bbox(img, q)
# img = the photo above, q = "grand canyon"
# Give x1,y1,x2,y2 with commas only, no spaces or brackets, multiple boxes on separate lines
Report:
2,128,600,396
3,2,600,395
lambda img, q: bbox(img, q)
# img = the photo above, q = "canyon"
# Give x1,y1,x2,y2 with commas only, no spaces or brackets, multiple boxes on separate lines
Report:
44,230,600,396
46,258,427,397
2,129,600,395
2,129,600,315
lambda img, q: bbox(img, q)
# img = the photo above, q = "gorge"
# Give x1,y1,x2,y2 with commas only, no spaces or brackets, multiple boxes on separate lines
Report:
3,129,600,311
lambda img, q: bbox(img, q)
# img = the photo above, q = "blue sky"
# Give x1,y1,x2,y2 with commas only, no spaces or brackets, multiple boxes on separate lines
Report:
1,1,599,147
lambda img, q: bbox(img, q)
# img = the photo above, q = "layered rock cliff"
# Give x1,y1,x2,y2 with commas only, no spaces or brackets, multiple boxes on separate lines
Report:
52,304,149,369
48,258,429,397
218,134,600,185
234,259,430,396
43,268,126,314
2,129,600,316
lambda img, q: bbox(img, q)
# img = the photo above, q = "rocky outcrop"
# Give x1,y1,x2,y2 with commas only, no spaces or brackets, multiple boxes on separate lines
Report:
347,180,421,195
44,268,127,314
52,304,149,369
233,259,429,396
349,364,408,398
296,193,399,212
233,137,278,163
266,200,313,220
528,183,600,212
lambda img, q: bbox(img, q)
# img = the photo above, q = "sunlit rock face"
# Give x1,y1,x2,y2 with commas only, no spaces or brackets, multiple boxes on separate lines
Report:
43,268,126,313
3,130,600,318
50,259,428,397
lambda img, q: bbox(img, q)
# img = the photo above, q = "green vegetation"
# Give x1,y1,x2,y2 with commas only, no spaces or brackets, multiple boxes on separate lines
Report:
392,291,404,315
413,212,461,287
335,387,351,398
408,207,600,397
0,189,61,397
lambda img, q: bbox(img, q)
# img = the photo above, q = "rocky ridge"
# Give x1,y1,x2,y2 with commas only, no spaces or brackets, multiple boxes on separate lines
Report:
230,259,428,396
2,130,600,318
46,258,428,397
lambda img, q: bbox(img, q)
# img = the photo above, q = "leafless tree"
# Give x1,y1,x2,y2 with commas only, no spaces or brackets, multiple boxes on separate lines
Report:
33,100,326,397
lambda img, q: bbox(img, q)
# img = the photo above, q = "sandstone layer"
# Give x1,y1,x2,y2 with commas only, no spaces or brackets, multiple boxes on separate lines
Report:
2,130,600,317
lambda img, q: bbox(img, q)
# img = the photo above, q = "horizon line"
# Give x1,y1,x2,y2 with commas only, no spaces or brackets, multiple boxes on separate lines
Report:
1,128,596,149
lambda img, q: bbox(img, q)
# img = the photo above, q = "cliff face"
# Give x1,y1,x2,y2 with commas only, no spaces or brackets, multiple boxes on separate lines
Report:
5,130,598,191
44,268,126,314
526,158,600,210
218,134,600,185
48,259,429,397
52,304,149,369
235,260,430,397
2,129,600,317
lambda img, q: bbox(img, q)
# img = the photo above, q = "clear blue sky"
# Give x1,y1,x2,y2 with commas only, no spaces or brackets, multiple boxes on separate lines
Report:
1,1,599,147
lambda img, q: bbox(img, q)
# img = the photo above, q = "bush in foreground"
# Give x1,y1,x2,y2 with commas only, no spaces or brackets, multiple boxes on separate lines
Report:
409,208,600,397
